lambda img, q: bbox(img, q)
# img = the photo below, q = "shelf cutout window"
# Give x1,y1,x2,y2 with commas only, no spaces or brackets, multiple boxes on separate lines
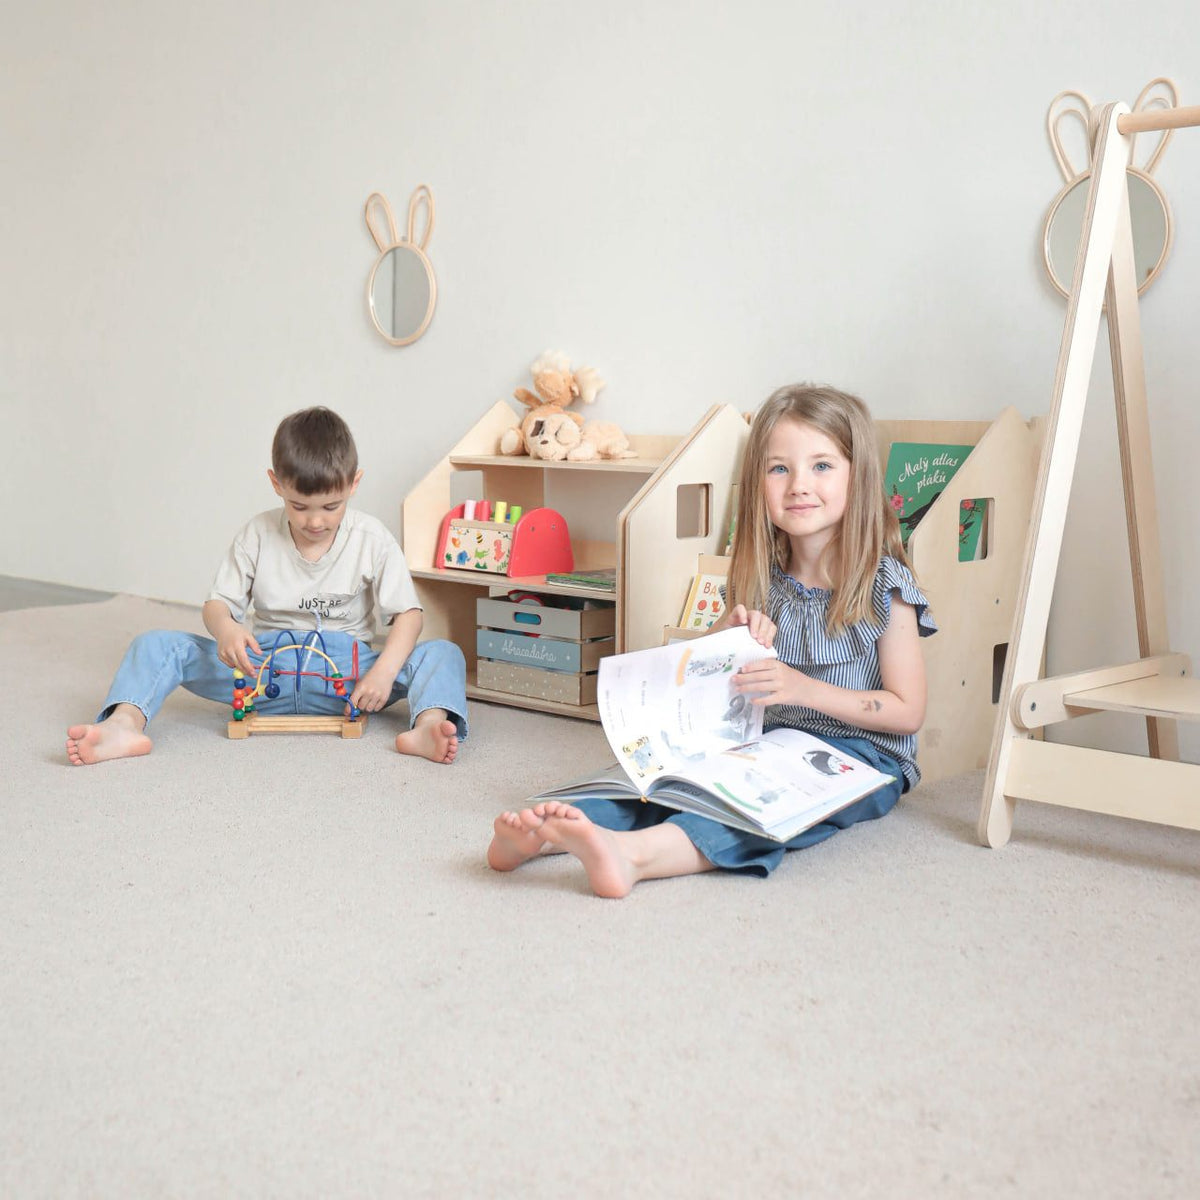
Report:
676,483,712,539
992,642,1008,704
450,470,485,508
959,497,993,562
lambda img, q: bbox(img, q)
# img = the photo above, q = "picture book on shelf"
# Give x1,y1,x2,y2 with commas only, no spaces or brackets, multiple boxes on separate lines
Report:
678,554,729,631
527,626,893,842
884,441,985,561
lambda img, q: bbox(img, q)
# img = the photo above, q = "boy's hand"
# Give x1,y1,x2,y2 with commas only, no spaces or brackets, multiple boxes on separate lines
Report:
727,604,777,648
216,625,262,674
350,663,396,713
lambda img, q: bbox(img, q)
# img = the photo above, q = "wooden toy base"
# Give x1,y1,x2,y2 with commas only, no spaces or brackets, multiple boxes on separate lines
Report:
227,714,368,739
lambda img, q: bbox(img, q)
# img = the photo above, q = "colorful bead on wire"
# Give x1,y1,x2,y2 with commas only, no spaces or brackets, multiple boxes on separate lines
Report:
231,631,361,723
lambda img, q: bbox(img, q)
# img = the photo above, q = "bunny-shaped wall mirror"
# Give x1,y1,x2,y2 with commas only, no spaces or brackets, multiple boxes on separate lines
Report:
364,186,437,346
1043,78,1177,299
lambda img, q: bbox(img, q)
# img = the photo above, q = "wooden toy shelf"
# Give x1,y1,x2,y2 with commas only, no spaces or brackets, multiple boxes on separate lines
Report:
410,563,619,601
873,408,1044,786
402,399,749,720
400,396,1046,775
401,397,1046,781
447,454,665,474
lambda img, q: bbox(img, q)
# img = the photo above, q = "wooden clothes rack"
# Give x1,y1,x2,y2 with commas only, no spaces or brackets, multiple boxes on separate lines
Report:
980,99,1200,847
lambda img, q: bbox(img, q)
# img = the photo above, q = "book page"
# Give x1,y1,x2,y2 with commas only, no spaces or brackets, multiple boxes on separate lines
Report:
597,626,776,788
534,761,641,802
655,726,890,837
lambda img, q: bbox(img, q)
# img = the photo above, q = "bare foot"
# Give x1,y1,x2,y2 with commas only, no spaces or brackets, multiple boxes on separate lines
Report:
395,716,459,764
486,810,549,871
66,710,152,765
532,801,637,899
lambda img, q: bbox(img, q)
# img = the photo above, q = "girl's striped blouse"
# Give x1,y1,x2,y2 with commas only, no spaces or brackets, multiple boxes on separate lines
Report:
766,557,937,787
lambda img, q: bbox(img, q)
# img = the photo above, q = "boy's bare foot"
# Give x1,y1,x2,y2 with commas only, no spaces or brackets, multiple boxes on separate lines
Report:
487,811,549,871
531,801,637,899
66,709,152,765
395,712,458,764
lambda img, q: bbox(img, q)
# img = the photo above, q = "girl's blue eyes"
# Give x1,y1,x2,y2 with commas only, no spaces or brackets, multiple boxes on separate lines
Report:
767,462,834,474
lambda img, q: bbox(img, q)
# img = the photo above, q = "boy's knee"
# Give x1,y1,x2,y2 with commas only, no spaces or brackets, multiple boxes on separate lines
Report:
130,629,182,653
421,639,466,670
127,628,212,663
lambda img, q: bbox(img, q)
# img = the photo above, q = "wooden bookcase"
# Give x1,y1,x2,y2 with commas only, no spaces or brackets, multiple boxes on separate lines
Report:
401,398,1043,785
401,400,749,720
875,408,1044,785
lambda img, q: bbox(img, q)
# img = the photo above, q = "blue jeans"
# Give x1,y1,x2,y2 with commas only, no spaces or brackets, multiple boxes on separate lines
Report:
99,628,469,737
572,734,905,877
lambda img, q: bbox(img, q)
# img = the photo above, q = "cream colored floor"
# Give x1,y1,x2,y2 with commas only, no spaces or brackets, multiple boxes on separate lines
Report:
3,589,1198,1198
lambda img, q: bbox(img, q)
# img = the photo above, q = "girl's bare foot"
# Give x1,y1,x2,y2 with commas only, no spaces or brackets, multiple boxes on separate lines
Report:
66,709,152,765
395,711,459,764
487,811,549,871
532,801,638,899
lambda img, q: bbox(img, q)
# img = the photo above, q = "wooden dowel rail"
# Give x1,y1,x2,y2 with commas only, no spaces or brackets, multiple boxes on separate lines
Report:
1117,104,1200,134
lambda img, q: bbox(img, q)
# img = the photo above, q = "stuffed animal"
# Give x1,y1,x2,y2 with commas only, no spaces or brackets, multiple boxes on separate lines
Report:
574,419,635,462
512,350,594,410
498,352,636,461
511,405,586,462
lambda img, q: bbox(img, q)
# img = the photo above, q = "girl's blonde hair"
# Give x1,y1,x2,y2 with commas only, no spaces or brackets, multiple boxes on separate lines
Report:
727,383,908,636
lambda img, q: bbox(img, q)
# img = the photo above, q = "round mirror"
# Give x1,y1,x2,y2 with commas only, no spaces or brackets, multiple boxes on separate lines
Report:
368,244,436,346
1043,168,1171,298
363,186,437,347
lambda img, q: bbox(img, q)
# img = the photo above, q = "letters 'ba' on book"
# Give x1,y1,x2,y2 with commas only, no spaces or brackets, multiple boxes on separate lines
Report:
884,442,985,561
526,626,892,842
679,554,730,631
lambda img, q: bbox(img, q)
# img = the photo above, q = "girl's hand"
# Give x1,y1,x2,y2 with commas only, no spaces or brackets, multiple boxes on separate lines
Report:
727,604,776,648
350,663,396,713
733,658,809,707
216,625,262,674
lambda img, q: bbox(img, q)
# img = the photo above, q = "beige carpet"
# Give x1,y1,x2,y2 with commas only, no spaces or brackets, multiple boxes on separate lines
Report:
1,595,1197,1198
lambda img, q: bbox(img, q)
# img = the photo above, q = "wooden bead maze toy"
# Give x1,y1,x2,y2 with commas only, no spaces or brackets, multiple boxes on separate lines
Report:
228,631,367,739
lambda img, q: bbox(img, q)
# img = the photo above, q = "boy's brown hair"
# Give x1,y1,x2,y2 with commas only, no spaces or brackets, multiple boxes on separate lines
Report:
271,407,359,494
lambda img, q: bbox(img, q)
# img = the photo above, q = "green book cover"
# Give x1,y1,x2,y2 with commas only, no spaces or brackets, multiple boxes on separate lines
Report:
884,442,984,561
544,567,617,591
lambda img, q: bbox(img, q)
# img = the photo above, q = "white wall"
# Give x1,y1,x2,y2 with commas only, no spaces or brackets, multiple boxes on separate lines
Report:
3,0,1197,757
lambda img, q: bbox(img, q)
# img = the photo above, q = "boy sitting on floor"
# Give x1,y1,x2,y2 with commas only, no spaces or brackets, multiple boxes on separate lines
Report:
67,406,467,765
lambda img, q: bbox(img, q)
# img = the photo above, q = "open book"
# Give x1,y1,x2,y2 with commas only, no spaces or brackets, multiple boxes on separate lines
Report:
531,626,893,842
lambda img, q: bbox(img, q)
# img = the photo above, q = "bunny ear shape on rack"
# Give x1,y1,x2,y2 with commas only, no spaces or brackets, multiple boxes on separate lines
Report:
1046,89,1096,182
406,184,435,250
365,192,400,252
1128,77,1180,175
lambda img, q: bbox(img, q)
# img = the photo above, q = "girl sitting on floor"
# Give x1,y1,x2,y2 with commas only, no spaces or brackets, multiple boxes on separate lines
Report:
487,383,937,897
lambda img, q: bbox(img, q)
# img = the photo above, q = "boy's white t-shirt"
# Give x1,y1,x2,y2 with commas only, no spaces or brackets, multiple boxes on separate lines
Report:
208,508,421,641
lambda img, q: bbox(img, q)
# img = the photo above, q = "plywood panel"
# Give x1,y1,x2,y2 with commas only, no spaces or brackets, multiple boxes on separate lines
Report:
618,405,747,653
